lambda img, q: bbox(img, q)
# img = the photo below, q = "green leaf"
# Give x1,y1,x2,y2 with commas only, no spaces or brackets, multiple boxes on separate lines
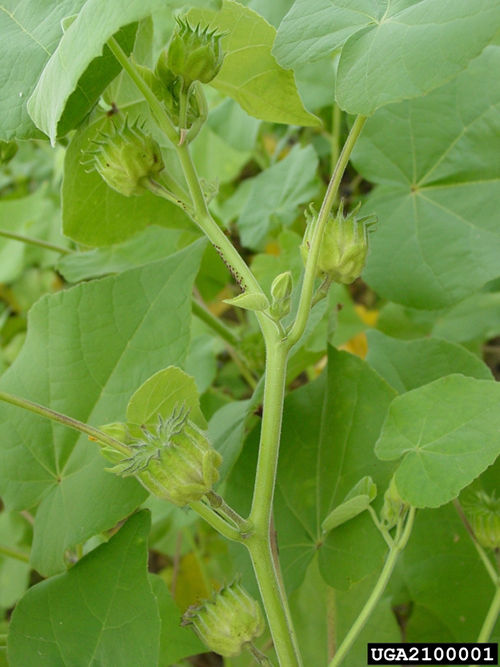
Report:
366,330,492,393
223,291,270,312
63,114,191,246
0,243,204,575
289,556,400,667
399,504,497,640
207,98,261,152
0,511,31,609
375,374,500,508
8,511,161,667
150,574,205,664
57,226,187,283
237,145,319,250
321,476,376,533
432,291,500,344
0,188,67,283
336,0,500,115
187,0,320,127
126,366,207,431
355,46,500,308
273,0,381,68
273,347,396,591
0,0,86,140
27,0,167,143
208,399,253,478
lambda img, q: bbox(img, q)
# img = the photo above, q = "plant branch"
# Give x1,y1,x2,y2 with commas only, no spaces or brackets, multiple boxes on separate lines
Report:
0,228,71,255
0,543,30,563
287,115,367,349
477,584,500,642
189,499,243,542
329,507,416,667
191,298,240,347
107,37,178,145
206,491,253,535
0,390,132,457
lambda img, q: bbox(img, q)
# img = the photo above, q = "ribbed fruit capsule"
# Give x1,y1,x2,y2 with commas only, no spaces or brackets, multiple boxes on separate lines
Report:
108,404,222,506
463,490,500,550
182,581,265,657
301,201,376,284
156,18,224,89
88,119,164,197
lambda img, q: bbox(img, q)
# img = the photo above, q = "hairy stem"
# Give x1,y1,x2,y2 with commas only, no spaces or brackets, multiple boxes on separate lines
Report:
287,115,367,349
0,390,132,457
329,508,416,667
246,340,302,666
0,229,71,255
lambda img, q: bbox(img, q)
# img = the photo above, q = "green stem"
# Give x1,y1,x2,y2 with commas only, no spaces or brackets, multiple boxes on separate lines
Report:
330,103,342,176
175,144,268,307
107,37,178,145
246,341,302,667
329,507,416,667
191,298,240,347
287,115,367,349
206,491,253,535
0,228,71,255
0,544,30,563
189,500,243,542
0,635,6,648
477,584,500,642
0,390,132,457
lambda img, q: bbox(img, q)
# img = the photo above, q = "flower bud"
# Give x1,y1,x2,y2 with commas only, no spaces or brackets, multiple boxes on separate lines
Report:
381,476,407,530
108,404,222,506
156,18,225,89
301,201,376,285
270,271,293,320
88,119,164,197
182,580,265,657
463,491,500,550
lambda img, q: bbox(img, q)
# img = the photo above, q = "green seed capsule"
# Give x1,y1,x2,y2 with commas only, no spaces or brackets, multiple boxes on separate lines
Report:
88,119,164,197
301,201,376,285
108,404,222,506
182,580,265,657
156,18,225,89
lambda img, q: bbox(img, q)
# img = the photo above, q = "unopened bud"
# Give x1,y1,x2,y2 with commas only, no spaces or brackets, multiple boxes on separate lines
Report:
270,271,293,320
182,580,265,657
463,491,500,550
156,18,225,89
108,404,222,506
86,119,164,197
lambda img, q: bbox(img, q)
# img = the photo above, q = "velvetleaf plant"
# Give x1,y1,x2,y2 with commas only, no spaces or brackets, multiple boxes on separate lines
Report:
0,1,499,666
